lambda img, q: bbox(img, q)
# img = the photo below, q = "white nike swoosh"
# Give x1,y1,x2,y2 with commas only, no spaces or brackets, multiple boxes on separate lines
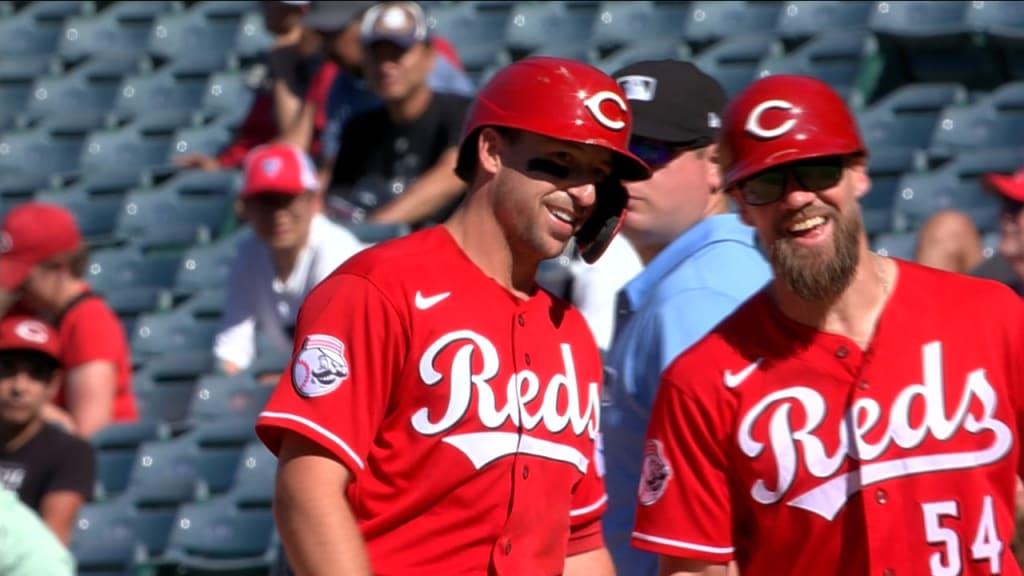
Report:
723,358,763,389
415,290,451,310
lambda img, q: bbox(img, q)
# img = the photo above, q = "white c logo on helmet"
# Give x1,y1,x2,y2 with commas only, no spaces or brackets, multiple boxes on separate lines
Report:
582,90,628,132
745,99,797,139
15,320,49,344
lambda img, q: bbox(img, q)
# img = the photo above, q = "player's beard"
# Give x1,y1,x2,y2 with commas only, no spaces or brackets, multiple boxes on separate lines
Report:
768,204,862,302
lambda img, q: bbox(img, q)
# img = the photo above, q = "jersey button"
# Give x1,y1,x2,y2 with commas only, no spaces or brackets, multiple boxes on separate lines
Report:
522,466,530,479
858,380,869,391
836,345,850,359
874,488,888,504
882,569,894,576
504,540,512,555
524,353,532,366
517,314,526,327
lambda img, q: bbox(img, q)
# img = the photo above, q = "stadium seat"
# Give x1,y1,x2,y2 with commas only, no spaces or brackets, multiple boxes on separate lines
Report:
929,81,1024,160
78,124,175,183
982,230,1001,258
126,431,246,508
871,230,919,260
868,1,1001,91
147,5,242,68
594,38,690,76
35,186,124,245
160,497,277,572
91,420,170,499
683,1,784,51
107,64,209,132
0,0,87,56
774,1,874,46
858,81,970,149
862,147,928,236
130,303,222,360
101,285,171,328
17,55,141,132
890,148,1024,233
754,30,878,106
966,1,1024,81
343,221,412,245
589,1,690,55
72,495,178,567
503,1,600,60
135,383,198,431
428,1,512,73
169,120,234,164
187,373,271,426
113,185,234,250
198,68,254,127
0,56,47,130
86,245,182,293
234,8,274,62
174,229,244,297
0,126,86,191
690,33,784,98
58,1,177,63
229,441,276,509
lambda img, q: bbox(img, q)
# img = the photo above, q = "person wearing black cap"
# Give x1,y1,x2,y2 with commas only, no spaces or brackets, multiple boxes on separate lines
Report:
325,1,473,228
600,60,772,576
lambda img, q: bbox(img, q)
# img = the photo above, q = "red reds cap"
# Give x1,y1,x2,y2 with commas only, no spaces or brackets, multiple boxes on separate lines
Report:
241,143,319,199
983,167,1024,203
0,315,60,362
0,202,82,290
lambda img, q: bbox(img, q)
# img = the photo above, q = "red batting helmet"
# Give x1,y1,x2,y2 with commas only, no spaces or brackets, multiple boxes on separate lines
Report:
719,74,866,191
454,56,652,263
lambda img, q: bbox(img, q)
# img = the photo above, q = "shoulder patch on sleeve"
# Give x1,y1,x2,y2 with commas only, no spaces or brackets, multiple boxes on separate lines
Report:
638,439,673,506
292,334,350,398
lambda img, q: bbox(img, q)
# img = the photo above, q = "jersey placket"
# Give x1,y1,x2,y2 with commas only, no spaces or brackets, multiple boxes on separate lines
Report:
489,304,538,573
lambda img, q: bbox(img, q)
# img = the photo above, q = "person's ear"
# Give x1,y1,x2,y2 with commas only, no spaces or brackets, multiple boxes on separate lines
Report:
476,127,504,178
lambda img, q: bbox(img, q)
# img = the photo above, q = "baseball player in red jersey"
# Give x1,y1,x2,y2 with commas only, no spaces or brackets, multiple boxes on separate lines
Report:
255,56,651,576
631,74,1024,576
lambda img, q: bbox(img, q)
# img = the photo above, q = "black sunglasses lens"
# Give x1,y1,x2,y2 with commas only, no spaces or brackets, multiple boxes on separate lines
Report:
793,160,844,191
741,170,787,206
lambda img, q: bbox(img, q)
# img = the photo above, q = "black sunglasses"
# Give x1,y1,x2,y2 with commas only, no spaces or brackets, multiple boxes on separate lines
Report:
738,156,847,206
629,139,697,170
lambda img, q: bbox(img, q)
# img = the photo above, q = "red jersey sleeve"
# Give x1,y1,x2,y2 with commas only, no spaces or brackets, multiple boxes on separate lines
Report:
1007,292,1024,481
255,273,407,479
631,366,735,563
567,430,608,555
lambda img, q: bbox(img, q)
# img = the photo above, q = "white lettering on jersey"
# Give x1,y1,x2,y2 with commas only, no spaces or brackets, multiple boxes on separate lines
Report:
745,99,797,139
411,330,600,472
737,341,1012,521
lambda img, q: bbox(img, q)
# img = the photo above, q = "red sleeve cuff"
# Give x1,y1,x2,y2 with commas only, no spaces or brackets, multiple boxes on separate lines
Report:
255,411,365,479
630,531,734,563
567,515,605,556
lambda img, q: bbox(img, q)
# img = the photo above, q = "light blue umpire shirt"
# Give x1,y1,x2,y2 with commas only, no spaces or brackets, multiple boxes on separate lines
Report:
601,213,772,575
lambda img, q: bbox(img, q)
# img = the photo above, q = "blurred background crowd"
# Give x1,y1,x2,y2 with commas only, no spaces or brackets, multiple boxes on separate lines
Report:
0,1,1022,575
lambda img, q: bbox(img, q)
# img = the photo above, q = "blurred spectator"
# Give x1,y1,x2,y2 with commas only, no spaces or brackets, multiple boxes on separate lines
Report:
983,167,1024,294
914,210,985,274
0,204,136,438
600,60,771,575
326,1,472,228
214,144,365,377
0,488,75,576
174,0,333,171
0,315,96,546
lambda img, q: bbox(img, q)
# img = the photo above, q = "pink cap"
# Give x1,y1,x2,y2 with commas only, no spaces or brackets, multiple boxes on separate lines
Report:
241,143,319,198
0,203,82,290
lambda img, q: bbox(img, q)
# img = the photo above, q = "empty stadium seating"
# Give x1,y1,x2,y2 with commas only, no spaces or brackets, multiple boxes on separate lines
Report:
0,2,1017,573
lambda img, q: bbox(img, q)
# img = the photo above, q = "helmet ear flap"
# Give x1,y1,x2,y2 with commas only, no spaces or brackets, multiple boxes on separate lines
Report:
574,179,628,264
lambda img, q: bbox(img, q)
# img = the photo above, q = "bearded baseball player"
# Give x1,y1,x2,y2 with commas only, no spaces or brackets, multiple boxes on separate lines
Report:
631,74,1024,576
255,56,651,576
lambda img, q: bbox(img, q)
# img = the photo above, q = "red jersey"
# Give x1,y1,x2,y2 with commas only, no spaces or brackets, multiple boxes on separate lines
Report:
633,260,1024,576
55,292,137,423
256,226,608,575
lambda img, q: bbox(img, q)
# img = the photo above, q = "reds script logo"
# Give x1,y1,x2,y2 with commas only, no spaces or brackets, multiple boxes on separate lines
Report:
745,99,797,139
737,341,1012,521
412,330,600,473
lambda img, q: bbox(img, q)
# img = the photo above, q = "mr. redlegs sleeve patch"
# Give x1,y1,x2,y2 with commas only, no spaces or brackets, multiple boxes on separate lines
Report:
292,334,350,398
